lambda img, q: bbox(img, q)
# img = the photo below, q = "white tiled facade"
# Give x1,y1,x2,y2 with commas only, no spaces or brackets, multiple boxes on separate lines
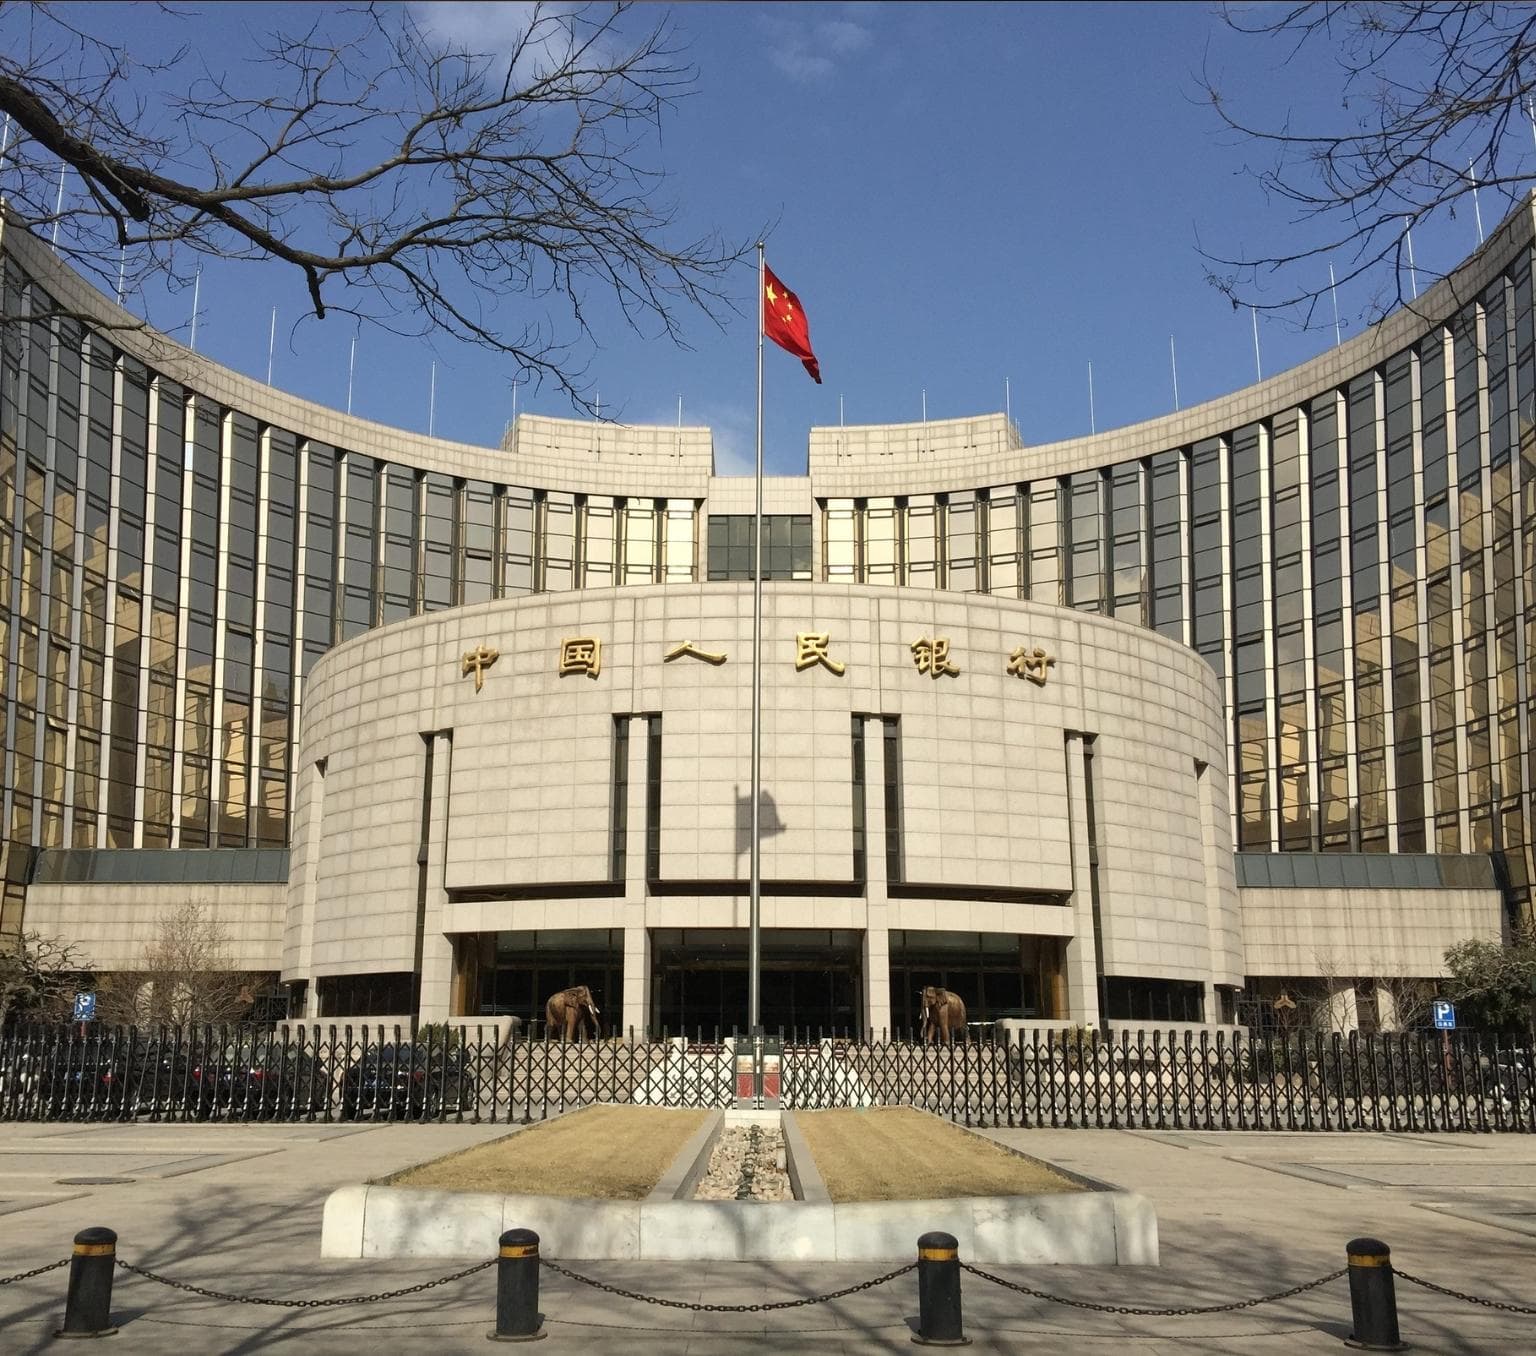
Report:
285,584,1242,1032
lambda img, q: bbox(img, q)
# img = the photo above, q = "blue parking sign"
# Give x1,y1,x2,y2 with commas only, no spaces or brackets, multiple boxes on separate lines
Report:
72,992,96,1023
1432,999,1456,1030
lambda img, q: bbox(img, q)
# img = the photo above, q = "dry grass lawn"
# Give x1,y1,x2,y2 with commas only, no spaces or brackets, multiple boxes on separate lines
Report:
386,1104,709,1200
796,1107,1084,1202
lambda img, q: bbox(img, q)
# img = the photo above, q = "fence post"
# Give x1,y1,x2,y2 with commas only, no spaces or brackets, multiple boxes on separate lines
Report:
913,1231,968,1346
489,1227,545,1342
56,1226,118,1338
1344,1236,1406,1351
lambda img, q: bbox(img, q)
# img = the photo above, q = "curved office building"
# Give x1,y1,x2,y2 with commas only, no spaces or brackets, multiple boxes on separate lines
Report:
4,194,1527,1035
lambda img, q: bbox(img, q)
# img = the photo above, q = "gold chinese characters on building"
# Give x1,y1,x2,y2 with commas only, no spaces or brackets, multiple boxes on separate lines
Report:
1007,644,1055,686
460,645,499,692
910,636,959,679
665,641,728,665
794,632,846,676
558,637,602,679
461,632,1057,688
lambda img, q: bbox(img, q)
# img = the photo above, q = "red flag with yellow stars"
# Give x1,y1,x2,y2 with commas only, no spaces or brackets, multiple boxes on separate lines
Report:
763,265,821,383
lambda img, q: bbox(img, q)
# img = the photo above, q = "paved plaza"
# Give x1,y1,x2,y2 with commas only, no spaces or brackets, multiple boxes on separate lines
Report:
0,1118,1533,1353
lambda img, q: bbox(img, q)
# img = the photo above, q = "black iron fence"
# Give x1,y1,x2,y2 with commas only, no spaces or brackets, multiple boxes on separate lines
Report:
1,1022,1533,1132
784,1027,1536,1133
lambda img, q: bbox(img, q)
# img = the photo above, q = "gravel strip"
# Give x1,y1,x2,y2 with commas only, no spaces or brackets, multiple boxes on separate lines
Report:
692,1124,793,1201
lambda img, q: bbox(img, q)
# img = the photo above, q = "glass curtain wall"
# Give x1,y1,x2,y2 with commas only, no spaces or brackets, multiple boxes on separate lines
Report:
0,247,706,887
805,246,1536,919
4,229,1536,924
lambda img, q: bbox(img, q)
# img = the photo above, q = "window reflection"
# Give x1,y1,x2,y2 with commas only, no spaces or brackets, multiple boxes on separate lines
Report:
708,514,811,580
4,239,1536,914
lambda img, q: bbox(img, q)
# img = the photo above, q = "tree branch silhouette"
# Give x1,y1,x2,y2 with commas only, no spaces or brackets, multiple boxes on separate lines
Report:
1201,2,1536,329
0,2,750,412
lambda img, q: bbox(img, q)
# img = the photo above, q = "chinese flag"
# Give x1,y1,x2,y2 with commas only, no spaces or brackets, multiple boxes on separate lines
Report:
763,265,822,383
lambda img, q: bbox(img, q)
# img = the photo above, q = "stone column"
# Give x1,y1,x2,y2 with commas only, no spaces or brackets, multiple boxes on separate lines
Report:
1037,938,1068,1020
1375,983,1400,1033
415,730,456,1023
1320,985,1359,1034
862,715,892,1038
287,757,325,1020
621,716,651,1036
1063,732,1102,1029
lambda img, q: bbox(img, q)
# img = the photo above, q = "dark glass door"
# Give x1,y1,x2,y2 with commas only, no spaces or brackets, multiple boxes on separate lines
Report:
650,928,863,1035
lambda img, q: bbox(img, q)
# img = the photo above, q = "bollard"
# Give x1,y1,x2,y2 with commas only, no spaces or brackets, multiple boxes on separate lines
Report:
488,1227,545,1343
56,1227,119,1339
913,1230,969,1347
1344,1236,1407,1351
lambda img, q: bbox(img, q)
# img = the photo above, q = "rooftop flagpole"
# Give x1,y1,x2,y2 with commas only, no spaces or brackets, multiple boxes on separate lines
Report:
749,241,765,1040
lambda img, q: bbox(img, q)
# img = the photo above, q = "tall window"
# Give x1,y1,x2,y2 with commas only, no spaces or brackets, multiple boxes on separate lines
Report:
341,456,378,640
1067,471,1103,612
1108,461,1146,623
1149,449,1184,643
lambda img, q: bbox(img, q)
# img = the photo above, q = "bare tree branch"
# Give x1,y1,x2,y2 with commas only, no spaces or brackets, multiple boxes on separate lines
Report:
1200,2,1536,328
94,901,259,1027
0,930,91,1026
0,2,751,412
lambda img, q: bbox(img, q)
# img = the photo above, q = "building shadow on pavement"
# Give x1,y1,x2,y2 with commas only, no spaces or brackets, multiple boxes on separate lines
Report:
4,1179,1534,1354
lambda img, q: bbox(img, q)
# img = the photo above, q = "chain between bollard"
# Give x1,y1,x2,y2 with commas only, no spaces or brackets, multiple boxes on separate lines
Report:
113,1255,494,1307
1393,1269,1536,1315
0,1258,69,1286
960,1262,1348,1316
538,1257,916,1312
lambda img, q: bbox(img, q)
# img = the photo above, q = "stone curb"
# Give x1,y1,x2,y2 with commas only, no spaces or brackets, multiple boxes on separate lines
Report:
321,1182,1157,1264
780,1110,831,1204
646,1109,725,1202
319,1107,1159,1264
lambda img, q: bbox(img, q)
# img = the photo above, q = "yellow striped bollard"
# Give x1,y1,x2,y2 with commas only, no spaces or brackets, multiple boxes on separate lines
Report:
914,1230,969,1346
489,1227,545,1342
56,1227,118,1339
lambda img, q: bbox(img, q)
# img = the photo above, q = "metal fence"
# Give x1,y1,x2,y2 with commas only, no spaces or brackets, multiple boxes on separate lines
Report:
784,1028,1536,1133
1,1022,1533,1132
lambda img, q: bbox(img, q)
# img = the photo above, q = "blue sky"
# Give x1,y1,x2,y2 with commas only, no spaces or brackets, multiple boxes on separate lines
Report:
37,2,1526,476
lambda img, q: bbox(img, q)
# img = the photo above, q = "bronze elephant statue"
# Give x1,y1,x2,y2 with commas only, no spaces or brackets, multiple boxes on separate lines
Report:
919,985,967,1044
545,985,601,1042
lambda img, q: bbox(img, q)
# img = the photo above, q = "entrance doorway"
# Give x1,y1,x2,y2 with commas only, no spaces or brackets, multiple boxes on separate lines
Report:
650,928,863,1035
469,928,623,1035
888,930,1064,1035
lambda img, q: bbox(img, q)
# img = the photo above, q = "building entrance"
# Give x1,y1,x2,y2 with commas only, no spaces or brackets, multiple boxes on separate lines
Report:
887,930,1066,1034
462,928,624,1034
651,928,864,1035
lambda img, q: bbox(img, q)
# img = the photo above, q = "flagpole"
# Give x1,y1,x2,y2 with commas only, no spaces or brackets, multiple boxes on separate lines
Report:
1469,160,1485,244
749,241,765,1041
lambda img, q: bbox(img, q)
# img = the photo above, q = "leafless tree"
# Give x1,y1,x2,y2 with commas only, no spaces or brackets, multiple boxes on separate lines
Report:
96,901,254,1027
1301,948,1437,1032
1304,948,1357,1033
0,2,747,409
0,930,90,1026
1373,975,1436,1031
1201,2,1536,327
